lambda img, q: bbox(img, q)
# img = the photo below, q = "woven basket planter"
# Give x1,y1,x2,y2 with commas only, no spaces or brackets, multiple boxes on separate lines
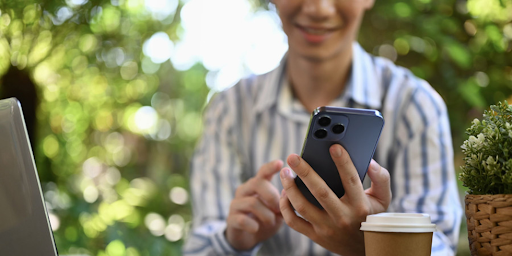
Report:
465,194,512,256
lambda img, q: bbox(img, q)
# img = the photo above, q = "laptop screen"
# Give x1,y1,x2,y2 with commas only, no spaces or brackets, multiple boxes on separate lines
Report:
0,98,58,256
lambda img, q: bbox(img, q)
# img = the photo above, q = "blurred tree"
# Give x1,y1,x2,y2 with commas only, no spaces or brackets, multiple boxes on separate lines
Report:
0,0,209,255
358,0,512,148
0,66,38,146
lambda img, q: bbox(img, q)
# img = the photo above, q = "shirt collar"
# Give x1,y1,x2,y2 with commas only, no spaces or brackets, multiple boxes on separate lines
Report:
253,56,287,114
253,42,383,119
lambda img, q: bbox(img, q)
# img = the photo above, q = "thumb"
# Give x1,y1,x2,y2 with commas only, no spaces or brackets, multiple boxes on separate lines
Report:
365,160,392,207
257,160,284,180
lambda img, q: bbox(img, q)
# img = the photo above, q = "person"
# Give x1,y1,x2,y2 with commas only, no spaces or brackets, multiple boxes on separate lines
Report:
183,0,462,255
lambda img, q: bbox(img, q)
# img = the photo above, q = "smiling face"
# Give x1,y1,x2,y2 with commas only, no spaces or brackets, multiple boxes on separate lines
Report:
273,0,374,62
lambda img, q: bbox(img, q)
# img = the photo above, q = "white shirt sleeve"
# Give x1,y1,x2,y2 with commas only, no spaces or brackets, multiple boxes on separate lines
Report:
182,93,261,256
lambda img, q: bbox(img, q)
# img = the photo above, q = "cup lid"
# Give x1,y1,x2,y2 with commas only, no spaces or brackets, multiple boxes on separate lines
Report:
360,213,436,233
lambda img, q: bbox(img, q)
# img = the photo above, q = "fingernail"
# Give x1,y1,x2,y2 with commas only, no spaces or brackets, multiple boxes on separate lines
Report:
281,189,285,198
289,155,300,167
331,145,342,157
280,168,292,179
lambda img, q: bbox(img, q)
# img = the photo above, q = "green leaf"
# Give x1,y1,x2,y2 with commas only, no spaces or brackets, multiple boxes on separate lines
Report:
445,42,472,69
394,2,412,18
458,79,486,108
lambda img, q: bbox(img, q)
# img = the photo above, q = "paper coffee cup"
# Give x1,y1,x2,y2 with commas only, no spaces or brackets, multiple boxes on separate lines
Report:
360,213,436,256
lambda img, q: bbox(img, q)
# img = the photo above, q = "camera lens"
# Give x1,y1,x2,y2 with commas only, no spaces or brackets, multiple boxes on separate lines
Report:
318,116,331,127
314,129,328,139
332,124,345,134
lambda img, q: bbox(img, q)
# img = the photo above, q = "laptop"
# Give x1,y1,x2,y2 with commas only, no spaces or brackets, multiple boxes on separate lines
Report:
0,97,59,255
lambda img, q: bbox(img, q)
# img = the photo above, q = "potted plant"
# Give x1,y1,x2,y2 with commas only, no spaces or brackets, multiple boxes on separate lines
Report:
459,101,512,256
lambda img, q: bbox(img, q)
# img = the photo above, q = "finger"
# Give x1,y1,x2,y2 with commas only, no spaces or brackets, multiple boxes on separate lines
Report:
235,179,281,213
329,144,365,203
286,154,342,216
279,189,315,237
365,159,392,210
230,197,277,227
227,213,259,233
256,160,283,180
280,167,325,222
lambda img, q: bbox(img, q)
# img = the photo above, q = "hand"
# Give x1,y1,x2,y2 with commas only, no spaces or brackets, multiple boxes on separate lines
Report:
225,160,284,251
279,144,391,256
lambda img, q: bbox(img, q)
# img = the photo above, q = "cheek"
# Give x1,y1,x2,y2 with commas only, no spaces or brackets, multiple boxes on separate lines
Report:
277,15,292,36
274,0,296,17
275,6,298,36
339,5,367,27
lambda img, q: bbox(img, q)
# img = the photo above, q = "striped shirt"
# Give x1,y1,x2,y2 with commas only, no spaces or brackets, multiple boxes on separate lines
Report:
183,42,462,256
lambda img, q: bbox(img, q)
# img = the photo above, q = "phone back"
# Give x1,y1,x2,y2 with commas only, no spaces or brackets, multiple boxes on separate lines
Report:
295,106,384,209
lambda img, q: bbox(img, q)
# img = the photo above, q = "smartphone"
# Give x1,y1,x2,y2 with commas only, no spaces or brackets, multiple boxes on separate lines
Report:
295,106,384,209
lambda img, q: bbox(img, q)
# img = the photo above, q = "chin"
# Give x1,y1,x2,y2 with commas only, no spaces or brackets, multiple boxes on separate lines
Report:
288,34,353,62
297,51,335,62
291,45,350,63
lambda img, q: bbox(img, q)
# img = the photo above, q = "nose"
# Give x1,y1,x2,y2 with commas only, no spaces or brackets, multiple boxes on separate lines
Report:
302,0,336,21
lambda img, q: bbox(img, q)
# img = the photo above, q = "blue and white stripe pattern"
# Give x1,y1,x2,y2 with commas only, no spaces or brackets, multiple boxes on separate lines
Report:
183,42,462,256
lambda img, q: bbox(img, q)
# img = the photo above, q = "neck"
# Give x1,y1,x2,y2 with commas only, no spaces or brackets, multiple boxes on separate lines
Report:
287,47,353,113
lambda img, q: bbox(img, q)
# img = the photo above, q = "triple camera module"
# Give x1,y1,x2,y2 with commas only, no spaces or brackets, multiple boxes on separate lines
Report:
314,116,345,139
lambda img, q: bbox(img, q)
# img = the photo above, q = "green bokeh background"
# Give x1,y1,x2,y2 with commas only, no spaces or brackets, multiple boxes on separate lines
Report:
0,0,511,255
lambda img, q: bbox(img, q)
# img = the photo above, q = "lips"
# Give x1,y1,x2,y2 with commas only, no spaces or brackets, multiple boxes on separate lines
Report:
297,25,337,44
302,27,331,35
